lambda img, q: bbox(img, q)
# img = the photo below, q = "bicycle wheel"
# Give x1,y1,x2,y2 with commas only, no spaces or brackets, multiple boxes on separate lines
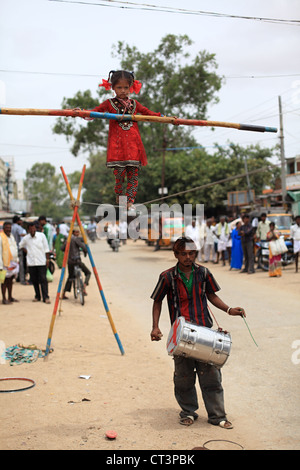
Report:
79,277,85,306
73,277,78,299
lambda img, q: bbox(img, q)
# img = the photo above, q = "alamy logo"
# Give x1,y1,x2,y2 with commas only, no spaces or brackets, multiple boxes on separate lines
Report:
96,199,204,241
291,339,300,365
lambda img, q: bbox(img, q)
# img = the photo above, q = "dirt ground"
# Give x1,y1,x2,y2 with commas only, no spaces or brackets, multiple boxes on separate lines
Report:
0,239,299,451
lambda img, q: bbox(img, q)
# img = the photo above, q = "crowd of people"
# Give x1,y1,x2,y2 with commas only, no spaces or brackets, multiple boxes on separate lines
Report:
1,211,299,305
0,215,98,306
0,216,61,305
184,213,300,277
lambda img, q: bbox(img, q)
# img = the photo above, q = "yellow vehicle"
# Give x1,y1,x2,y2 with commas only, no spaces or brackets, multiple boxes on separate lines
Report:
267,212,293,239
142,213,184,248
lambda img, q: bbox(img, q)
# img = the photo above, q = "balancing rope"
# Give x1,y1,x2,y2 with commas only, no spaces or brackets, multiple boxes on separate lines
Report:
79,165,273,208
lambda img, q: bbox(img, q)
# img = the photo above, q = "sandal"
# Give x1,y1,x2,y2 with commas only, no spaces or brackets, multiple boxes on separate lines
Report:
218,420,233,429
179,415,195,426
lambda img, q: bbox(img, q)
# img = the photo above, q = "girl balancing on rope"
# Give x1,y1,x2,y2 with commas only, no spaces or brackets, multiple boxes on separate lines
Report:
87,70,161,210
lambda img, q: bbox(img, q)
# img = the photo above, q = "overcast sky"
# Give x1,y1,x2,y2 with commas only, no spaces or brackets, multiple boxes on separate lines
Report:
0,0,299,184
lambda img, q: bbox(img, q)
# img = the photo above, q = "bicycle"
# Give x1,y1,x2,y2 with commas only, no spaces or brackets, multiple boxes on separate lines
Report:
73,264,85,306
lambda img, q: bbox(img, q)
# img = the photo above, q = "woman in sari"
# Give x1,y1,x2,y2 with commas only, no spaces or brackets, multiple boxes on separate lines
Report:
267,222,282,277
230,221,243,270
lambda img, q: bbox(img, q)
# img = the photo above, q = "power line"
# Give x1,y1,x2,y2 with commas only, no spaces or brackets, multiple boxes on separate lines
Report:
0,69,100,78
49,0,300,26
1,68,299,79
225,73,300,79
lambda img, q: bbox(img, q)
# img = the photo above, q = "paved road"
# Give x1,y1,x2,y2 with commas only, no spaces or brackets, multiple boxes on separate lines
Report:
92,238,300,450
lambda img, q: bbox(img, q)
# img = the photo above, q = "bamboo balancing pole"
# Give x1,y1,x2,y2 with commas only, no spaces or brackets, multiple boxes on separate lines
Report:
60,166,125,356
0,107,277,133
44,166,86,359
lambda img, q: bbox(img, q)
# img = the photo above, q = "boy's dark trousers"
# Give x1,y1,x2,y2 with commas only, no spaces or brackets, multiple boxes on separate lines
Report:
173,356,227,425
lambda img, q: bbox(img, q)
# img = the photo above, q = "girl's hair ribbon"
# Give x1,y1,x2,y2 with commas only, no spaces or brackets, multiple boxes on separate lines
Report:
99,77,142,94
130,80,142,94
99,79,112,90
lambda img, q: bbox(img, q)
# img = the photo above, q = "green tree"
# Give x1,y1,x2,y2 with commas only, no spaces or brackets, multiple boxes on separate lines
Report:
52,34,223,159
137,143,279,210
24,163,70,220
52,34,279,211
52,34,224,208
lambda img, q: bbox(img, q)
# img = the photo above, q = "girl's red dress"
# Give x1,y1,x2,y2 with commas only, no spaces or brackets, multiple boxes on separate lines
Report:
92,98,161,168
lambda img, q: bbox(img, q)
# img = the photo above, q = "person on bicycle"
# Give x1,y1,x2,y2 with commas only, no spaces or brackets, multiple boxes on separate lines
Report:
62,227,91,299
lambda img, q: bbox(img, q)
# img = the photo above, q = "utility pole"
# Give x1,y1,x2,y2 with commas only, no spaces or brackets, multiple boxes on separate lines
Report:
6,167,11,212
161,125,167,197
244,155,253,207
278,96,287,203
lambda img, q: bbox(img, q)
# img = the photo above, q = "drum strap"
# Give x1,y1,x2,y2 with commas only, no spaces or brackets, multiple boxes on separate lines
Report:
202,267,208,295
202,267,220,328
171,265,209,321
170,270,181,320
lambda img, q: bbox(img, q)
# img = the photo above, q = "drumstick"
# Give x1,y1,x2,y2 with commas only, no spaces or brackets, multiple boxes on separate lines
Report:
242,316,258,347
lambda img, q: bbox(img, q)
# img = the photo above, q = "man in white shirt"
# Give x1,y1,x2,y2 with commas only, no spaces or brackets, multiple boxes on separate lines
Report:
290,215,300,273
204,218,216,262
185,220,200,246
20,222,50,303
59,221,70,238
256,213,270,241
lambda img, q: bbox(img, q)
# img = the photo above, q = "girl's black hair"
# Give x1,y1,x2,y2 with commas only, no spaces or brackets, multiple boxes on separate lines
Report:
108,70,135,88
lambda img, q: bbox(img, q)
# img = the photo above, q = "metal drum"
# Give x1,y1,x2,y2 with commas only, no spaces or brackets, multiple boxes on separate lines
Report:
166,316,232,368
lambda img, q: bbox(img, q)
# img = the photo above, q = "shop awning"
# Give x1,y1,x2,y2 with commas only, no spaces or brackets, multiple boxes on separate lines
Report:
287,190,300,202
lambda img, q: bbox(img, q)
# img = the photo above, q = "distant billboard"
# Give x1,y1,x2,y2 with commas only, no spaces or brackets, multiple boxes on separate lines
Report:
227,190,255,206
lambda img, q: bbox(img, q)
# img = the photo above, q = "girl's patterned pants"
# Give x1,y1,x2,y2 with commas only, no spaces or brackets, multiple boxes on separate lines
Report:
113,166,139,204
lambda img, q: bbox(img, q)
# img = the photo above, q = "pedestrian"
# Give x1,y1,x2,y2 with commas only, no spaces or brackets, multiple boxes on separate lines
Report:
239,214,256,274
203,218,216,262
80,70,161,209
215,216,230,266
53,226,65,269
0,221,19,304
19,222,51,304
87,219,97,243
230,221,243,270
119,219,128,244
59,221,70,238
256,213,270,241
150,236,246,429
267,222,282,277
290,215,300,273
62,227,91,299
38,216,53,250
226,218,233,265
185,220,200,250
11,215,27,285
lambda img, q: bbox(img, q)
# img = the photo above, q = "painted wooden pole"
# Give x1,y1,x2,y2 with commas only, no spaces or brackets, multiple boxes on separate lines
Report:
0,107,277,133
60,166,125,355
44,166,86,359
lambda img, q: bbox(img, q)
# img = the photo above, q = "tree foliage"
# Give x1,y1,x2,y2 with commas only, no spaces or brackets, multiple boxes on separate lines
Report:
24,163,70,221
52,34,223,158
52,34,279,213
79,144,279,216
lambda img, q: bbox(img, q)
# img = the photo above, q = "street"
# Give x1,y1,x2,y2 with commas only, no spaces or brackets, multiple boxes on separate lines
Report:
1,238,299,450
